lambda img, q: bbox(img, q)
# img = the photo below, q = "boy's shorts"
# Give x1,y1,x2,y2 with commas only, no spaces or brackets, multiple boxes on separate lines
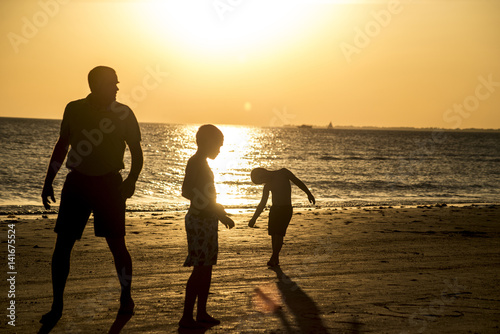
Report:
54,170,126,240
268,205,293,236
183,211,218,266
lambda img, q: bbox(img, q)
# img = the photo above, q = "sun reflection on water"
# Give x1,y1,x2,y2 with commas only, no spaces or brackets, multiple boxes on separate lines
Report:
209,125,259,207
135,123,333,211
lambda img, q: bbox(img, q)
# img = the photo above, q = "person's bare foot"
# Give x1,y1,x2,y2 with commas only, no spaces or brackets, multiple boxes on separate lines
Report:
39,308,62,326
196,313,220,325
178,317,205,329
267,257,279,267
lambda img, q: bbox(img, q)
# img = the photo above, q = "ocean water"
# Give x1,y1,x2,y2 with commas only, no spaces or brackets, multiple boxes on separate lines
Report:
1,117,499,214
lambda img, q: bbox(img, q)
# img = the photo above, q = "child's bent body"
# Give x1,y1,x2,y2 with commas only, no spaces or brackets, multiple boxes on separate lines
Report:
249,168,315,266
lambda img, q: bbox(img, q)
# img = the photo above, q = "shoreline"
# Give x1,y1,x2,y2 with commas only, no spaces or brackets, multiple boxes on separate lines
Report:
1,201,499,216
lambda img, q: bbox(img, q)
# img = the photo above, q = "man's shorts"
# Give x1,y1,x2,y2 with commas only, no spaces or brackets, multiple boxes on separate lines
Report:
55,170,125,239
268,205,293,236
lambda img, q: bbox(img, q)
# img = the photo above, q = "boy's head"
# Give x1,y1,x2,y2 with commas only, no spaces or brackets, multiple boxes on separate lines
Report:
251,168,269,184
196,124,224,159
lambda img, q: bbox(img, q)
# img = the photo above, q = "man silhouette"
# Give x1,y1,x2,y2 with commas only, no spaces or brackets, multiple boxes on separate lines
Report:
40,66,143,327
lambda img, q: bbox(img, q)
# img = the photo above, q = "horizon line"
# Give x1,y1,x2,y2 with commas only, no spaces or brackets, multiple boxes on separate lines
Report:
1,115,499,132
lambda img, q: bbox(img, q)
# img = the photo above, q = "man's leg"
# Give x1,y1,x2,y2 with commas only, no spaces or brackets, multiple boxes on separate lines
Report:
40,234,77,324
106,236,134,313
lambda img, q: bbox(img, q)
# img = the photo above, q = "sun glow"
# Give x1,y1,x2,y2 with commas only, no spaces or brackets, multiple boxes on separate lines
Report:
137,0,314,54
208,125,255,206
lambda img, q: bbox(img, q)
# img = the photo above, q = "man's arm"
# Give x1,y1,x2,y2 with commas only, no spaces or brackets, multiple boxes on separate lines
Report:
42,136,69,209
121,141,143,199
285,169,315,205
249,184,270,227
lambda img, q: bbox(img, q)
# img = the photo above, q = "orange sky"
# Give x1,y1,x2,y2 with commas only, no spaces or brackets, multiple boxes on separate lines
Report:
1,0,499,128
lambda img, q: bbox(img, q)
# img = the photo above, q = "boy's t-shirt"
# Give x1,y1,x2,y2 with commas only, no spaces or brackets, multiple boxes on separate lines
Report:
183,155,217,215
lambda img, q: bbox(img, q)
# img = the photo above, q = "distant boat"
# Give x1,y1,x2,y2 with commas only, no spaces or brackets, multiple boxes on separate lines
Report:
297,124,313,129
327,121,333,129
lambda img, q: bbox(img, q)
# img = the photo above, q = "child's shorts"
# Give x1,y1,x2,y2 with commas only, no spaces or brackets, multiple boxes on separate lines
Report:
183,211,218,266
268,205,293,236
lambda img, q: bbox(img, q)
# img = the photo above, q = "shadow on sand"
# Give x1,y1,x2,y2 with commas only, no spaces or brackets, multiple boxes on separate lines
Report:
270,266,330,334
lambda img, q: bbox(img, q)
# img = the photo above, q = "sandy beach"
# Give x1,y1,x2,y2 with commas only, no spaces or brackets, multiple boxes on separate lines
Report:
1,205,499,333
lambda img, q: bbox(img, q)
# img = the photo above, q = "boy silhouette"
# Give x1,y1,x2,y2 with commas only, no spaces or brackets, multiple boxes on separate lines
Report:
179,124,235,329
249,168,315,267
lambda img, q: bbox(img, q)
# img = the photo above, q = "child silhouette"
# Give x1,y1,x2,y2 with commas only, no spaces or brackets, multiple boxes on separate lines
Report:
249,168,315,266
179,124,235,329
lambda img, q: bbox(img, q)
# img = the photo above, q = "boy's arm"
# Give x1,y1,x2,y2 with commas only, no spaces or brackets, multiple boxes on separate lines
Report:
181,159,197,200
42,135,70,209
249,184,270,227
213,203,234,229
285,169,315,205
182,161,234,228
199,200,234,229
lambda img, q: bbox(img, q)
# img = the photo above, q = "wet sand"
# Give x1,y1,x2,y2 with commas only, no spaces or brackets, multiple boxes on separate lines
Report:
1,205,499,333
